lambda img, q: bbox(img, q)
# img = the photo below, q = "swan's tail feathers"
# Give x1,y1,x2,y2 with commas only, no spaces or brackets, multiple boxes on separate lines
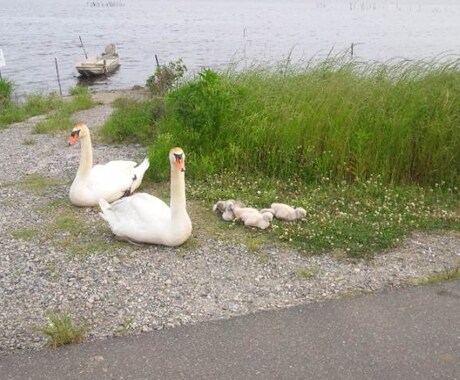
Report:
98,198,111,221
131,157,150,193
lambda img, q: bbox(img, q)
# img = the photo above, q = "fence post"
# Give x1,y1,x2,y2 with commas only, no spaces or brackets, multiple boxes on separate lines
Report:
55,58,63,97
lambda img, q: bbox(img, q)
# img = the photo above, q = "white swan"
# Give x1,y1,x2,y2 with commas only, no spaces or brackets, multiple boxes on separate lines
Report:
98,147,192,246
68,123,149,207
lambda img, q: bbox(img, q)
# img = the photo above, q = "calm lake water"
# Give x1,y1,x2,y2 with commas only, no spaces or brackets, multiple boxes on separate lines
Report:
1,0,459,96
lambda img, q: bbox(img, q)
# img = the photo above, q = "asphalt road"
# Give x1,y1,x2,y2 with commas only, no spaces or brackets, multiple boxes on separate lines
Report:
1,280,459,380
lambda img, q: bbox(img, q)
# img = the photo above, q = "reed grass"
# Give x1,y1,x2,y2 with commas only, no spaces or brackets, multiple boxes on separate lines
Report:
149,57,460,187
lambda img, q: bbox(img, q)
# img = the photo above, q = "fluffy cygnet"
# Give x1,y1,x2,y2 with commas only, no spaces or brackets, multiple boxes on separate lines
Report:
224,201,259,221
241,210,274,229
261,203,306,221
213,199,245,215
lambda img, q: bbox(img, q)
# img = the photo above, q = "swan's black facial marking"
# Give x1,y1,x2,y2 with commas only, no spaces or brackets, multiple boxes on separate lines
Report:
70,129,81,138
173,153,185,172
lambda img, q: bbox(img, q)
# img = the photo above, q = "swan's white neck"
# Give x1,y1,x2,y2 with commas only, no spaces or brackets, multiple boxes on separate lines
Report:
170,167,186,218
76,133,93,179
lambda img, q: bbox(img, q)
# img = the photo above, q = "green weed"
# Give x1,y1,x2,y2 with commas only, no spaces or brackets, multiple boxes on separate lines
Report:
146,58,187,96
295,264,320,279
38,310,86,348
8,174,67,196
22,137,36,145
11,228,38,240
412,266,460,285
113,318,133,337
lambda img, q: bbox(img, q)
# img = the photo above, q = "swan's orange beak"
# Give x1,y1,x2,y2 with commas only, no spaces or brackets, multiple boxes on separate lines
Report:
174,155,185,172
68,131,80,146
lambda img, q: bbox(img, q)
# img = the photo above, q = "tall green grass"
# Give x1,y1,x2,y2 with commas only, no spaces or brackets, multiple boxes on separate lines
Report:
149,58,460,186
99,97,162,143
0,77,13,109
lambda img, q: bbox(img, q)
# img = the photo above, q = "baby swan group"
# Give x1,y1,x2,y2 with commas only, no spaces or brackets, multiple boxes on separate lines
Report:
261,203,307,221
213,199,305,230
68,123,149,207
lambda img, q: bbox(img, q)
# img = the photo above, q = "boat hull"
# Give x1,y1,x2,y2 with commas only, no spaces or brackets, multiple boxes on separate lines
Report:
76,57,119,77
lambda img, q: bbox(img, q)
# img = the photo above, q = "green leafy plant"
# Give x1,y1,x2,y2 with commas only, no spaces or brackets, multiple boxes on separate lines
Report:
146,58,187,96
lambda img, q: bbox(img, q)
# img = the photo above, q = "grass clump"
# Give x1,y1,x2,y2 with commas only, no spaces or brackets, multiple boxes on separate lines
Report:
4,174,67,196
0,84,92,130
295,264,320,279
99,97,162,144
38,310,86,347
33,85,93,134
0,91,61,128
0,77,13,108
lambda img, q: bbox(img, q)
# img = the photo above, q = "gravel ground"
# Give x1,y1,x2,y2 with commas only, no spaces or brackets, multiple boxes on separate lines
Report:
1,92,460,353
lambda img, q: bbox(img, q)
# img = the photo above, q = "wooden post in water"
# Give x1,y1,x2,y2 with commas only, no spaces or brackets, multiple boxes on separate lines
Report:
79,35,88,59
54,58,63,97
155,54,160,68
351,42,354,58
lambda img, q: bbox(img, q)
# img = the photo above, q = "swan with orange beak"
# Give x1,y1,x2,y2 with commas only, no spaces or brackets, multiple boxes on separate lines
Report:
68,123,149,207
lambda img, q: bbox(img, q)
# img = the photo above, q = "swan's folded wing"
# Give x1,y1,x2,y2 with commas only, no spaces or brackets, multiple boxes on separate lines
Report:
102,193,171,242
89,161,138,197
109,193,170,225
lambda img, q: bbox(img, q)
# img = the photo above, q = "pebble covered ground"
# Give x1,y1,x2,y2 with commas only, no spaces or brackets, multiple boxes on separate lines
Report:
1,91,459,353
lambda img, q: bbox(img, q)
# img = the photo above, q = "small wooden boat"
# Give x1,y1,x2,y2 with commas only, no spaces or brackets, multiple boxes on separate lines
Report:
75,43,120,77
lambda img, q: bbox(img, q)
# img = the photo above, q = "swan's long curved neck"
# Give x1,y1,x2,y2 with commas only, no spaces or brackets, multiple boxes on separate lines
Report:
170,168,186,217
77,134,93,179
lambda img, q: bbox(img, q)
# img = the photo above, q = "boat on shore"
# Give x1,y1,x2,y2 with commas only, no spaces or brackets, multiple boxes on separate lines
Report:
75,43,120,77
